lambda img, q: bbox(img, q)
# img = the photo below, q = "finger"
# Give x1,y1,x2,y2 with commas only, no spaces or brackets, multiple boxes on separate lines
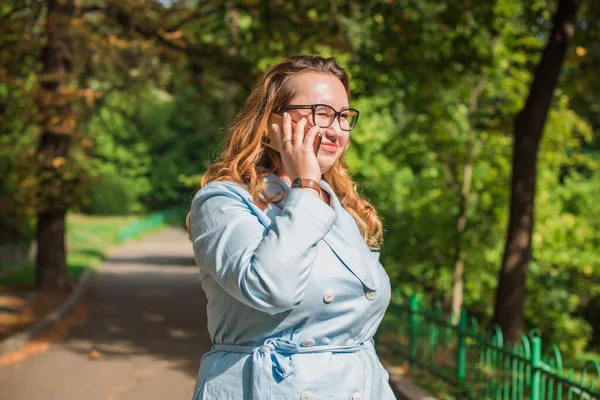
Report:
303,125,321,150
271,124,284,150
293,117,307,147
282,112,293,145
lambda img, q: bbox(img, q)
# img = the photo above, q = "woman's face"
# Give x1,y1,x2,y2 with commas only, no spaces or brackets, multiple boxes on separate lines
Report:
283,71,350,175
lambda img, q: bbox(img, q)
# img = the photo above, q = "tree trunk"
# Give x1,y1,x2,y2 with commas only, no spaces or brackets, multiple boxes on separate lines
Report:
35,0,74,290
35,211,68,289
450,77,487,325
493,0,581,343
450,160,472,324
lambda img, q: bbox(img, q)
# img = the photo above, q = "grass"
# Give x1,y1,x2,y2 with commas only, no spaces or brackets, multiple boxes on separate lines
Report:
0,213,139,287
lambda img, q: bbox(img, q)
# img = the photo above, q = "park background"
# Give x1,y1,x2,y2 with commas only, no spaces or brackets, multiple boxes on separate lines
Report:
0,0,598,398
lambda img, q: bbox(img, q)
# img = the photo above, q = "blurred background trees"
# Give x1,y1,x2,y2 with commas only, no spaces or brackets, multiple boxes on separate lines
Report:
1,0,598,357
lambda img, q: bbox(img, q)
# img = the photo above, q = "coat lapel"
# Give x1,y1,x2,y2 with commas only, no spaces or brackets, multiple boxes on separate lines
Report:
319,181,378,290
246,174,379,291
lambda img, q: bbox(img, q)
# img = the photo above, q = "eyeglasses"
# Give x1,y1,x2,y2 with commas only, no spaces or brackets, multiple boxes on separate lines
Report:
274,104,360,131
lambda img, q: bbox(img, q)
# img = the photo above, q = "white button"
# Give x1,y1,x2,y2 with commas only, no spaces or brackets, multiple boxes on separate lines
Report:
323,291,336,303
301,391,313,400
352,393,364,400
366,290,376,301
302,338,316,347
345,338,357,346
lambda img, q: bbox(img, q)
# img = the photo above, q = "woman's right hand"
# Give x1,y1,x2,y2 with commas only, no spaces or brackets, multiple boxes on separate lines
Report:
272,112,322,183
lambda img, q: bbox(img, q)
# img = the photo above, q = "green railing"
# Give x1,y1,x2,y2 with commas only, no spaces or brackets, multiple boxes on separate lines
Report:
376,289,600,399
117,208,186,242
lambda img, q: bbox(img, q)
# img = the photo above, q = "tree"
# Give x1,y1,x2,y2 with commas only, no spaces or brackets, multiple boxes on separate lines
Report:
493,0,582,343
35,0,77,289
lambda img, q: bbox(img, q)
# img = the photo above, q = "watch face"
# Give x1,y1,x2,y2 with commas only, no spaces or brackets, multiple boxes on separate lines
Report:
291,178,303,188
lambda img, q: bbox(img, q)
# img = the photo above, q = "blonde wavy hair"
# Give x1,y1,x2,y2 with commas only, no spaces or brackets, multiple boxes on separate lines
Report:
186,55,383,249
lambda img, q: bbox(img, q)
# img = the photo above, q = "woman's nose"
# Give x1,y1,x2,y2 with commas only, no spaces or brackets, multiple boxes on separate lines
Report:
322,127,335,140
324,123,343,139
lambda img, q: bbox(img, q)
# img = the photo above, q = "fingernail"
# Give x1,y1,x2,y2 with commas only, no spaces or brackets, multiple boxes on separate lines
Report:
283,112,288,117
271,123,278,131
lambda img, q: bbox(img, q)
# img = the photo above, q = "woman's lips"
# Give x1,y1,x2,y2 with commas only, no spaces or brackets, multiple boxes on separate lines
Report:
320,143,338,152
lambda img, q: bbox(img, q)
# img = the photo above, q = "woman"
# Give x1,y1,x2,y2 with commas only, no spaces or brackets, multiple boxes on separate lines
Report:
188,55,395,400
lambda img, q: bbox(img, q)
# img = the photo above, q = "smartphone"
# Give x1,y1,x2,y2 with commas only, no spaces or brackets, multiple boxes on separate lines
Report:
263,114,322,156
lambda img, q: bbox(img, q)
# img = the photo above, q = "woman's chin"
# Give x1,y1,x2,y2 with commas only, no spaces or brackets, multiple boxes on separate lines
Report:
318,162,335,176
318,152,339,170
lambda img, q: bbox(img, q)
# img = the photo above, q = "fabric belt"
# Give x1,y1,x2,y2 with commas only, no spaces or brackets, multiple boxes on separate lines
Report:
210,338,366,400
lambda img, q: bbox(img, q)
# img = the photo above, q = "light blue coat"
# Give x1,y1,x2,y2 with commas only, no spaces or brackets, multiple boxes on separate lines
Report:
190,173,395,400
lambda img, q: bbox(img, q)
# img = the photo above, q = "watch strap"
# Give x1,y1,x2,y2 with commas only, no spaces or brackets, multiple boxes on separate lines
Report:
291,178,321,192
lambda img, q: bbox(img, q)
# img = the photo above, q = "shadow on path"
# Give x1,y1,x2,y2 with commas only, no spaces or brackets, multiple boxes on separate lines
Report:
102,255,197,267
0,227,210,400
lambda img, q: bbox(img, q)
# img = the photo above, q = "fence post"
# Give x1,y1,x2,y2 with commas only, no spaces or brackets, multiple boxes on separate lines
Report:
409,294,419,368
456,309,467,396
530,334,542,400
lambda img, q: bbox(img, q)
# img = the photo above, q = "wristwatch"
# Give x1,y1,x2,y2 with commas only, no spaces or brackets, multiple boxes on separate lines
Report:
291,178,321,192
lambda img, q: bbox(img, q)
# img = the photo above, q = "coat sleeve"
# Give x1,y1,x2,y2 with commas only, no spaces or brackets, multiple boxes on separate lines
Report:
190,182,337,314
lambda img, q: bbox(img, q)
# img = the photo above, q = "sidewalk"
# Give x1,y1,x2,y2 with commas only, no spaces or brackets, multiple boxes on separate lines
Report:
0,228,210,400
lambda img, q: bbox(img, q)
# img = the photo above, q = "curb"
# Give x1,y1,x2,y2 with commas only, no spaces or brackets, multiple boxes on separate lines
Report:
0,265,95,357
386,368,438,400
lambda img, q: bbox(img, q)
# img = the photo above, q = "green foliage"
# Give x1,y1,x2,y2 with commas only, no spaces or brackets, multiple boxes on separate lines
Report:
82,169,137,215
83,77,228,212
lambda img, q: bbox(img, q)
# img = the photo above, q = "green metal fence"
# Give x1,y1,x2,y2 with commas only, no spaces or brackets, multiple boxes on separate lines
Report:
117,208,186,243
376,289,600,399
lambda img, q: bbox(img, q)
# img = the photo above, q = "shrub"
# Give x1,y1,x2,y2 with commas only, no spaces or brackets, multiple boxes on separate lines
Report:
83,171,136,215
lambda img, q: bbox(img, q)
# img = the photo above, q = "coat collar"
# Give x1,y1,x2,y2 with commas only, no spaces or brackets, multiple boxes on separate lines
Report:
263,174,378,290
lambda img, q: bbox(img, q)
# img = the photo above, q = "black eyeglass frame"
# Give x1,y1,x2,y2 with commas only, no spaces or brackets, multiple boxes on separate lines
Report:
273,104,360,131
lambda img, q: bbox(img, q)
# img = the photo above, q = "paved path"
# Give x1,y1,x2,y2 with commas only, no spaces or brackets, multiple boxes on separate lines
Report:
0,228,210,400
